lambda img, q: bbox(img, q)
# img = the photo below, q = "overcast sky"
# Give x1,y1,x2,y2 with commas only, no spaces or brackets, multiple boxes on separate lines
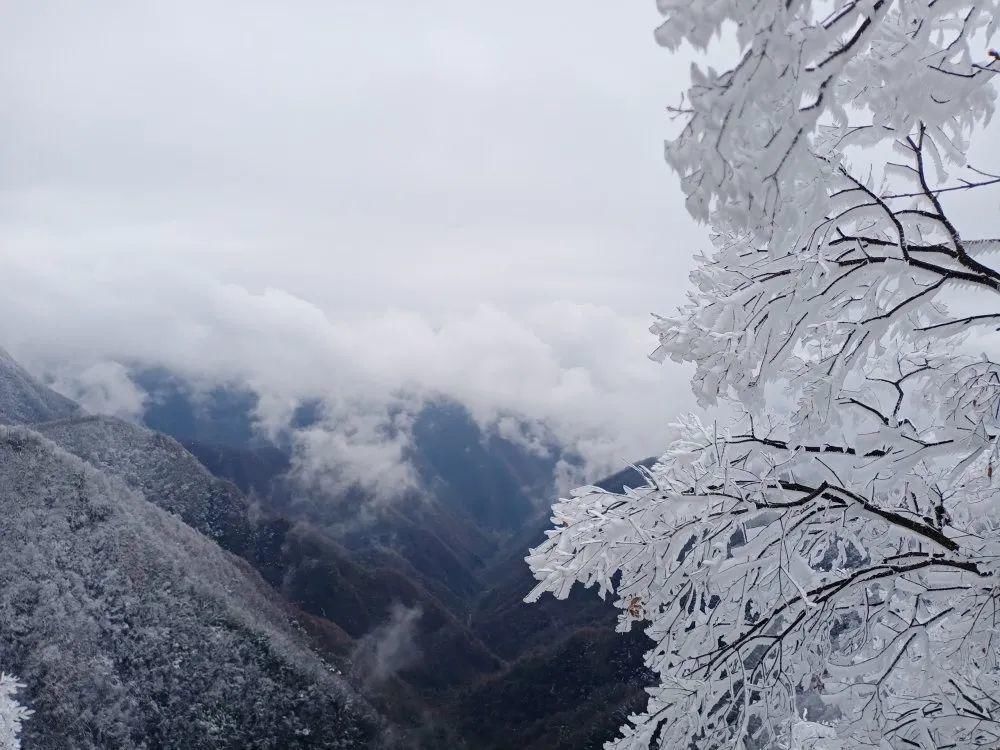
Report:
1,1,713,490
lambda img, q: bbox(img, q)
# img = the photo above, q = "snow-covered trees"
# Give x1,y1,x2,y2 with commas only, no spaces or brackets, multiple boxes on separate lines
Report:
527,2,1000,748
0,674,30,750
0,425,387,749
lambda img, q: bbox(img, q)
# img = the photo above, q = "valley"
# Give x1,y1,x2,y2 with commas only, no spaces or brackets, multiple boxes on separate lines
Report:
0,349,653,748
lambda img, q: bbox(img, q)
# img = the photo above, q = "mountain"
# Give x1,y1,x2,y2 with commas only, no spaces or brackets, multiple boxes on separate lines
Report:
130,369,660,749
0,348,80,425
182,439,290,498
134,368,260,448
409,401,556,533
0,350,660,748
449,462,657,750
131,375,660,749
131,377,564,619
31,414,503,708
0,426,389,749
136,371,558,539
33,415,256,556
451,626,652,750
471,461,656,660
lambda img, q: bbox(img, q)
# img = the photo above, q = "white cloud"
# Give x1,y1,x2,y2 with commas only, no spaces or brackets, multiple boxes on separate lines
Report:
350,604,423,687
48,361,147,422
291,408,421,505
0,251,691,499
0,0,708,503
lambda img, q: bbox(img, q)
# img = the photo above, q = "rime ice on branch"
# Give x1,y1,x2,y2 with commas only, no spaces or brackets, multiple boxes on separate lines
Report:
526,2,1000,748
0,674,30,750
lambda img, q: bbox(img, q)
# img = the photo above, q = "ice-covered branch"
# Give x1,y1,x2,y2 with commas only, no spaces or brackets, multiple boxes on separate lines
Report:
528,2,1000,748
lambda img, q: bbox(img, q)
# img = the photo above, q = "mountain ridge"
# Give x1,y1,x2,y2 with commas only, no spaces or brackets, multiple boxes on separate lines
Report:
0,348,81,425
0,350,657,748
0,424,392,749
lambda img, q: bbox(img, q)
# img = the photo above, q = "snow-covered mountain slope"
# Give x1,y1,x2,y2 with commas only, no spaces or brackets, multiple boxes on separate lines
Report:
0,426,391,749
0,348,79,425
0,348,653,747
33,413,503,700
34,414,255,554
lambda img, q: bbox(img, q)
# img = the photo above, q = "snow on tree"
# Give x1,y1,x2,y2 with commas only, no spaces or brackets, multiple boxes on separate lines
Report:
0,674,30,750
526,2,1000,748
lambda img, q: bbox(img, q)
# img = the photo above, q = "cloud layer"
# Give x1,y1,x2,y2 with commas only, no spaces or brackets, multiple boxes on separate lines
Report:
1,0,705,500
1,252,691,493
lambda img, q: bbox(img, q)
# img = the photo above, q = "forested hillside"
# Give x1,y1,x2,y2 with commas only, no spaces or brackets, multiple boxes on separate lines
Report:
0,350,653,748
0,349,80,426
133,373,657,749
0,426,389,749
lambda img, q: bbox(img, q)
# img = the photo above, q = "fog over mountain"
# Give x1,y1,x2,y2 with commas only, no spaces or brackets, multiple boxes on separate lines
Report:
0,342,655,748
0,355,397,747
4,3,1000,502
1,272,683,501
7,2,1000,749
0,0,706,504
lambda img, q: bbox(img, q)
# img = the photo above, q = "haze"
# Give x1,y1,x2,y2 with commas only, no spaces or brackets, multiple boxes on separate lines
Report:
3,1,712,489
